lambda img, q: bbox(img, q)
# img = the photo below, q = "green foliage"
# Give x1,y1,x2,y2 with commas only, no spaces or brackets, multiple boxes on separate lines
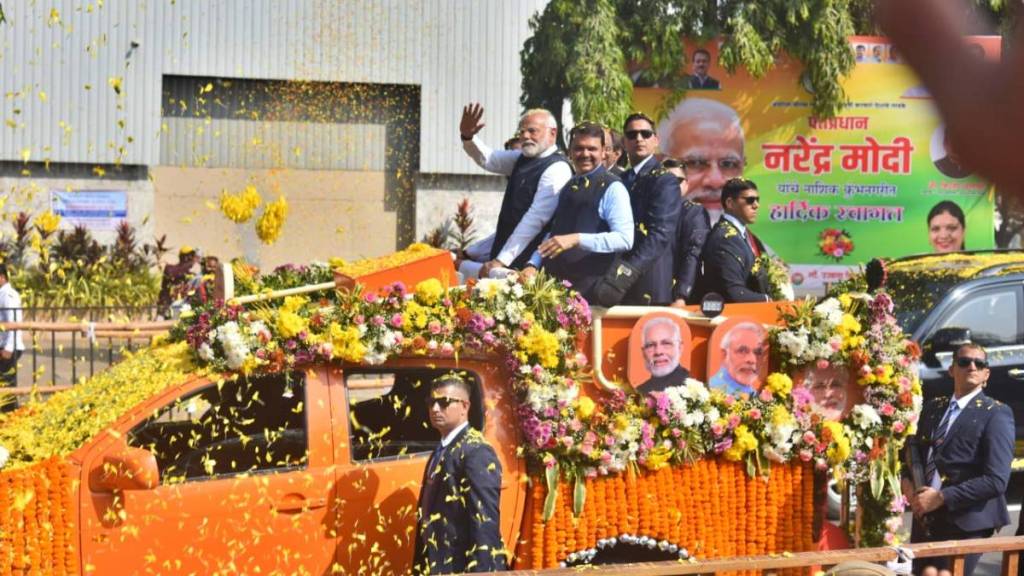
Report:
521,0,1018,123
1,216,162,309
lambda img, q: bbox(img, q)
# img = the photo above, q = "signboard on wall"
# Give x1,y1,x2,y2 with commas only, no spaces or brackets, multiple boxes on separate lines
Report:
634,36,999,290
50,190,128,230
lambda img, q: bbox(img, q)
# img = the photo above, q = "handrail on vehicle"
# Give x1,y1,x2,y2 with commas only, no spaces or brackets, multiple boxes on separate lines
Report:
477,534,1024,576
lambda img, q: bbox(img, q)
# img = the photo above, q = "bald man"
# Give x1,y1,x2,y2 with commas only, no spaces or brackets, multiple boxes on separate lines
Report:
658,98,745,223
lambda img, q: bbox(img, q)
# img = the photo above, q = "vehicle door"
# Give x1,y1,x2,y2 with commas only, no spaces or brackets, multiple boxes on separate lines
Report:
922,281,1024,458
327,358,524,574
79,369,338,575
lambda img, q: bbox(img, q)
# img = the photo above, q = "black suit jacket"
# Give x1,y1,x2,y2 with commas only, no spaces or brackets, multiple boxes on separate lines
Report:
413,426,507,574
620,158,682,305
637,365,691,394
672,200,711,303
688,74,720,89
695,218,769,303
905,392,1014,534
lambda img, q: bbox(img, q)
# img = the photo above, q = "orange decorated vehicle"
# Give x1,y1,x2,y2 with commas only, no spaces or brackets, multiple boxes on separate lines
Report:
0,245,921,574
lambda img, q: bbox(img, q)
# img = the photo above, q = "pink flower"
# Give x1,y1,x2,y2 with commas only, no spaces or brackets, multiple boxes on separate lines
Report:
748,408,762,420
711,422,725,436
727,414,741,429
390,314,403,328
880,403,895,416
802,431,817,444
372,315,385,326
759,388,774,402
364,293,378,303
892,421,906,434
440,342,454,355
799,449,814,462
816,358,830,370
354,315,365,325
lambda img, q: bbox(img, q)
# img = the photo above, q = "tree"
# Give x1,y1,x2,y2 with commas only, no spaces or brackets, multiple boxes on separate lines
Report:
521,0,1017,129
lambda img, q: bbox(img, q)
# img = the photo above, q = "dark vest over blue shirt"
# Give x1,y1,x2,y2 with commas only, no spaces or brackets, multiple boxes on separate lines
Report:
490,152,570,269
543,166,619,302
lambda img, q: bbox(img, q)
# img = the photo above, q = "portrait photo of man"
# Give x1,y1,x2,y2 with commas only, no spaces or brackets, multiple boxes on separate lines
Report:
634,316,691,394
687,48,720,90
658,98,745,223
800,363,850,421
709,321,767,396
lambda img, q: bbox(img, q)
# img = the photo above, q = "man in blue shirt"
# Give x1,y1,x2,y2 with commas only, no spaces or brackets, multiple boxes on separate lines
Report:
709,321,767,396
522,123,634,303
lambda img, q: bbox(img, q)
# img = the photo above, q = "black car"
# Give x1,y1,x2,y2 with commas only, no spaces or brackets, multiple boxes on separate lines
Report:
870,251,1024,471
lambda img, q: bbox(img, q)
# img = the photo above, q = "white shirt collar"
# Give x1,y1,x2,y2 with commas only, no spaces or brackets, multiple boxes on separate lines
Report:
441,421,470,447
952,385,983,409
538,144,558,158
721,213,747,236
630,154,654,175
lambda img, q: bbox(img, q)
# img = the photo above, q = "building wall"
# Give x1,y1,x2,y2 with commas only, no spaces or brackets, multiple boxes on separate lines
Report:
0,1,549,263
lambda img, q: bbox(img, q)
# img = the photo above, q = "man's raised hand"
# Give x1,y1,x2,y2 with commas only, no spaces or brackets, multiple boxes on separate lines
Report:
460,103,485,140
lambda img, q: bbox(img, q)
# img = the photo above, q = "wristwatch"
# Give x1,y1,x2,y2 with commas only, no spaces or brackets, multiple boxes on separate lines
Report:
460,133,473,141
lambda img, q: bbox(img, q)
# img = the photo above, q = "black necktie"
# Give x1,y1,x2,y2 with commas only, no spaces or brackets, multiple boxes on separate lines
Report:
427,443,445,478
924,401,959,486
622,169,636,189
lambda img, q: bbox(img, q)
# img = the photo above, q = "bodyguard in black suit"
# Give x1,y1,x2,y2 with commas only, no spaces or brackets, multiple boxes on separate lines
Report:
903,344,1014,576
660,160,711,306
413,374,507,574
694,178,770,303
616,113,681,306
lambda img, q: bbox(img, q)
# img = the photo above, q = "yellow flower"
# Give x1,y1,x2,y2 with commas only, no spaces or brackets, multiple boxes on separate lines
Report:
256,196,288,245
328,257,347,270
219,185,262,223
765,373,793,397
276,310,308,339
822,421,851,464
614,413,631,432
403,301,431,330
576,396,596,420
415,278,445,305
838,313,861,337
329,323,366,363
771,405,795,427
518,324,560,368
644,446,673,471
35,210,61,235
725,425,758,461
838,294,853,309
281,295,308,314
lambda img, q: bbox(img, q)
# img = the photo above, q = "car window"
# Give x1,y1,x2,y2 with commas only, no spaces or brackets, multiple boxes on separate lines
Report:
345,368,483,462
128,372,308,483
934,287,1022,348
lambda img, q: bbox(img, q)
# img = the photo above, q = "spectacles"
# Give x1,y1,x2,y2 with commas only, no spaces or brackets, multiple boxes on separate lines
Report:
681,157,744,173
426,396,468,409
733,345,765,357
625,129,655,140
955,356,989,369
739,195,760,205
642,339,679,352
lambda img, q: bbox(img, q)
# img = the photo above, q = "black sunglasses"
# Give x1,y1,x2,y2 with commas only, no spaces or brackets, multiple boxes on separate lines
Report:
625,129,655,140
426,395,468,409
955,356,989,369
739,195,760,205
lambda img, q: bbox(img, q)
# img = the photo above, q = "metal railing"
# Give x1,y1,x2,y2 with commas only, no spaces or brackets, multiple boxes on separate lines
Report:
0,305,168,392
488,535,1024,576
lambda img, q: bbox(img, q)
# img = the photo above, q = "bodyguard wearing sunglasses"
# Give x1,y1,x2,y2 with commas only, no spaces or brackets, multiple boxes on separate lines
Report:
413,373,507,574
595,112,681,307
693,178,771,303
902,343,1014,576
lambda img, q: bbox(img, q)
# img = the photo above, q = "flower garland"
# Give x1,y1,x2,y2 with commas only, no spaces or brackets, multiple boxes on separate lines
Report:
769,293,922,544
167,253,920,548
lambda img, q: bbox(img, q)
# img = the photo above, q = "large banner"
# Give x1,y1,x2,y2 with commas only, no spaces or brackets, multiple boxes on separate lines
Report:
634,36,998,290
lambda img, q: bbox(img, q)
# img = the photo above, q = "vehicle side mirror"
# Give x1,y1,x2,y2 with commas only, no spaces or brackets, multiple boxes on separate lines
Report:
926,327,973,357
90,446,160,492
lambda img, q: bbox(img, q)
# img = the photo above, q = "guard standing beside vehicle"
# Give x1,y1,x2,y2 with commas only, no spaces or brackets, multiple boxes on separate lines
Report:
0,263,25,412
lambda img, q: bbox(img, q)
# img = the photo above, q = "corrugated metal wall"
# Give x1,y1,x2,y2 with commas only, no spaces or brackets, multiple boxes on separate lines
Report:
0,0,548,175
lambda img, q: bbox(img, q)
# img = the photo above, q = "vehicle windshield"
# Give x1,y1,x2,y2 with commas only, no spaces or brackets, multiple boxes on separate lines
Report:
885,253,1024,335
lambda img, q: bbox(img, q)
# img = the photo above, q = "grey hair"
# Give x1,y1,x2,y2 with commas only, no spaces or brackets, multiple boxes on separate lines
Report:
657,97,745,157
720,321,765,351
521,108,558,129
642,317,681,345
